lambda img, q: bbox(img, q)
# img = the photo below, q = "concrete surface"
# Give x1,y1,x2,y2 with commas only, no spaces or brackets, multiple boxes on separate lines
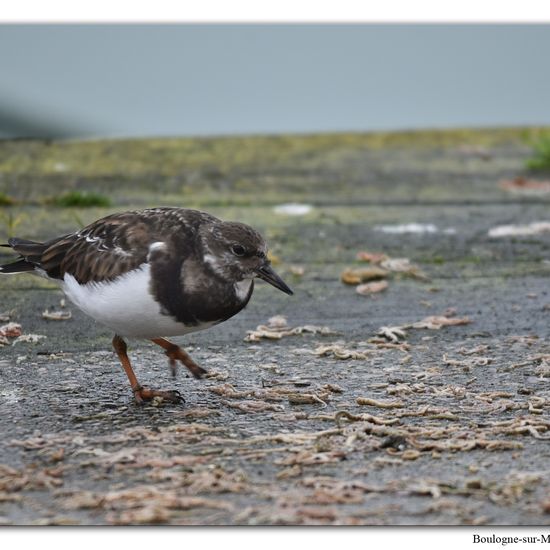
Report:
0,128,549,525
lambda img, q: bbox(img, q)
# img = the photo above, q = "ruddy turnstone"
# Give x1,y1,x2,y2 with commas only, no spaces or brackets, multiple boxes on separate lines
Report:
0,207,293,404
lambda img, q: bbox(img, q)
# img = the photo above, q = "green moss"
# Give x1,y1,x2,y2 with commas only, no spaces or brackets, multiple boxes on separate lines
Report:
0,210,27,238
0,127,546,179
525,133,550,171
49,191,112,208
0,192,16,206
458,255,485,265
419,255,446,265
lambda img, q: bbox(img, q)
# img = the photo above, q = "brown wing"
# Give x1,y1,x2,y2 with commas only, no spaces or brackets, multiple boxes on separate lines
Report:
6,208,218,284
39,208,218,284
39,212,152,283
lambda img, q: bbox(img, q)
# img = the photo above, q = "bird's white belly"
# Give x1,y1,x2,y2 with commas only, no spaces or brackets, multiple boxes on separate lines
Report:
62,264,212,338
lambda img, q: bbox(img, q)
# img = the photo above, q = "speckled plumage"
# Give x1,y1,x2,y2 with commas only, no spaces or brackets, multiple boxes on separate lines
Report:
0,207,293,404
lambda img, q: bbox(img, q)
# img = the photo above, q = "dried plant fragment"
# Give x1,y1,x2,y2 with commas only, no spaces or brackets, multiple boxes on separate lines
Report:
183,468,249,495
13,334,47,344
459,345,490,355
380,258,429,281
288,392,328,407
322,383,344,394
314,344,372,360
356,280,389,296
203,370,229,380
111,505,171,525
377,312,471,342
289,265,305,276
377,326,407,343
356,397,405,409
353,252,428,280
340,266,388,285
443,354,491,367
410,315,471,330
221,399,285,413
276,450,346,466
276,465,302,479
356,251,389,264
209,383,253,399
401,449,421,460
245,315,336,342
42,309,72,321
333,411,400,426
0,323,22,338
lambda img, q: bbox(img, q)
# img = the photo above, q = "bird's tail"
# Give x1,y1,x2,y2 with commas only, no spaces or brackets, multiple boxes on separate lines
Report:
0,238,48,274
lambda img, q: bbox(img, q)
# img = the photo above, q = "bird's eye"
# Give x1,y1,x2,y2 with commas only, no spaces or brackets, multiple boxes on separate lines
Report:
231,244,246,256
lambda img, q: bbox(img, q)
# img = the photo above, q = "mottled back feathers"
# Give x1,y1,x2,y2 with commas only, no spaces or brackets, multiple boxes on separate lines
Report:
5,208,217,284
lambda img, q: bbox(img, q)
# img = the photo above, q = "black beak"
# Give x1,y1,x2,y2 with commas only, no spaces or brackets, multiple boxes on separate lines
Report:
256,264,294,296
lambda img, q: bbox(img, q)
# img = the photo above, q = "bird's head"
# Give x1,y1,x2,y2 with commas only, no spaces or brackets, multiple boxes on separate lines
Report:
198,221,293,295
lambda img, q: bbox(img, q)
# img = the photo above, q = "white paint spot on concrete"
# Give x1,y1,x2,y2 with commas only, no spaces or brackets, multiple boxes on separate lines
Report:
273,203,313,216
375,223,456,235
488,221,550,238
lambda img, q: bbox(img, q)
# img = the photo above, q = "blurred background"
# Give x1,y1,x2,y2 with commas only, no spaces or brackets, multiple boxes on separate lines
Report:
1,24,550,139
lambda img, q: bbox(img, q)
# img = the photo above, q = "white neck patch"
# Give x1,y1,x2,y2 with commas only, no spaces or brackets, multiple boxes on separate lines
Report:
234,279,252,301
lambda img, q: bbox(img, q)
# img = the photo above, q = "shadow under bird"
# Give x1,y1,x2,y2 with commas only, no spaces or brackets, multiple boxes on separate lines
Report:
0,207,293,404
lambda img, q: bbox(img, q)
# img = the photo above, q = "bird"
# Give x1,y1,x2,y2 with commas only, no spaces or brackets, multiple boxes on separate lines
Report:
0,207,293,404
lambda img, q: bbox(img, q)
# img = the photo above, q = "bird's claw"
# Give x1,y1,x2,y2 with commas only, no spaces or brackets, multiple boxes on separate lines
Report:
132,386,185,405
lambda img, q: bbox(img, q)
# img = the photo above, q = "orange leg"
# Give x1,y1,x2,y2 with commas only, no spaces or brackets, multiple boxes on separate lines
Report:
112,334,183,404
151,337,207,379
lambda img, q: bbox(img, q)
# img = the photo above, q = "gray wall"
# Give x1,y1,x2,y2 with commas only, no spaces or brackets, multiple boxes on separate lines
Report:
1,24,549,138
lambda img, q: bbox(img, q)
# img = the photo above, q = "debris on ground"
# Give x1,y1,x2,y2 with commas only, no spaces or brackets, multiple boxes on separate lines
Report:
0,322,49,346
0,323,22,338
0,323,22,346
313,343,373,360
343,254,428,286
356,280,389,296
289,266,305,277
12,334,47,345
376,311,472,342
245,315,337,342
340,266,388,285
380,258,429,281
355,251,389,264
409,314,472,330
0,329,549,525
376,326,408,343
499,177,550,196
42,309,72,321
356,397,405,408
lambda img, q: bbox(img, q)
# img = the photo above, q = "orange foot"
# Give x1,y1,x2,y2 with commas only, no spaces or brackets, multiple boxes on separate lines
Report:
112,334,186,405
151,337,208,379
